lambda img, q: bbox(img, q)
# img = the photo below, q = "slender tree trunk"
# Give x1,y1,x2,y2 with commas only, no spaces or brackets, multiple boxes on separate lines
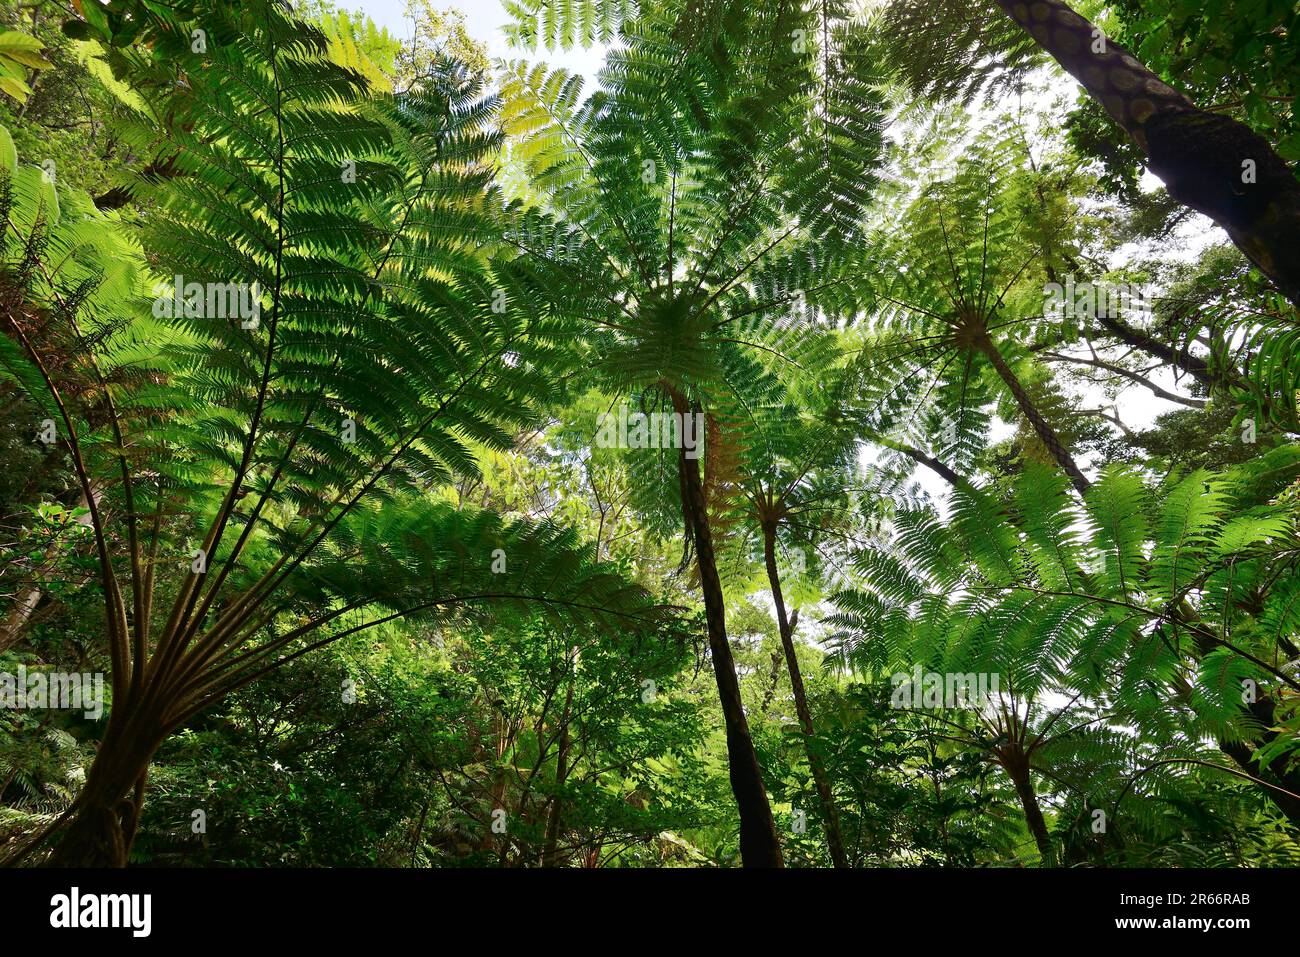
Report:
1002,746,1053,864
1091,312,1297,430
758,646,783,713
1093,313,1215,389
481,712,510,857
541,679,575,867
995,0,1300,308
970,294,1300,832
672,393,783,867
761,522,848,868
407,799,432,867
975,336,1091,495
893,442,965,487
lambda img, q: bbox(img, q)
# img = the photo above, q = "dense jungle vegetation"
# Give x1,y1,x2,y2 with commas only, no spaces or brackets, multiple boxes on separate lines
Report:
1,0,1299,869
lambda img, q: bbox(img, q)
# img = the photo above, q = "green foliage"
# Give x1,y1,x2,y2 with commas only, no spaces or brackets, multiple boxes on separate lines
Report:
2,0,1298,870
0,27,52,102
1112,0,1300,159
830,451,1300,862
504,0,639,50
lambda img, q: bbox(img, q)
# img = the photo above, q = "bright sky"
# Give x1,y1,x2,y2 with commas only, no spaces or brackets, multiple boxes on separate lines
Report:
357,0,608,82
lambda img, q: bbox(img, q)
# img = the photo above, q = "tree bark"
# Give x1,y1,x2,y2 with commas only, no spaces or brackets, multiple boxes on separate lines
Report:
480,710,510,857
758,646,783,713
1002,746,1053,864
975,335,1092,495
672,392,783,867
0,588,42,653
893,442,965,488
541,678,575,867
43,698,167,867
996,0,1300,308
761,521,849,868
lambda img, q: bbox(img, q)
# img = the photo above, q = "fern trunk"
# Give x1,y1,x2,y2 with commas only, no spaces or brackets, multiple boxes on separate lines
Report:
996,0,1300,308
761,522,849,868
43,699,167,867
976,336,1091,496
673,396,783,868
1003,747,1053,865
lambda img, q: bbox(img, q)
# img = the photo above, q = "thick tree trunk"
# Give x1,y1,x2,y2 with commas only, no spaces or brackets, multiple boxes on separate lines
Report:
761,522,848,868
1217,726,1300,827
672,394,783,868
1002,746,1053,864
975,336,1091,495
996,0,1300,308
44,702,166,867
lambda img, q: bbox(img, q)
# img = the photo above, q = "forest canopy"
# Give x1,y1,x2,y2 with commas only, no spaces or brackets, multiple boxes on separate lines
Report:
0,0,1298,874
